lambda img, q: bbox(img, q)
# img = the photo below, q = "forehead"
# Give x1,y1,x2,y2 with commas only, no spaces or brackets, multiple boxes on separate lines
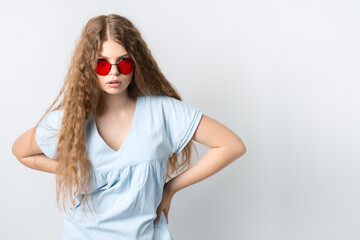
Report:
98,39,128,59
98,54,129,61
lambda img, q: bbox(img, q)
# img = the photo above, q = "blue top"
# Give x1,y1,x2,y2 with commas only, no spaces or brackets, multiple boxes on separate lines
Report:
35,95,203,240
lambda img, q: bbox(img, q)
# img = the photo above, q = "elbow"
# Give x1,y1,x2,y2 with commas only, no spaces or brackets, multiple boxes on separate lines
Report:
12,139,24,162
221,141,246,159
221,136,246,159
12,143,28,167
233,139,246,158
12,140,20,159
236,145,246,157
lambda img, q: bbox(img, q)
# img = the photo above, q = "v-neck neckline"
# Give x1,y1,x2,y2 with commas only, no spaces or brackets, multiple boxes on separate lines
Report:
92,96,141,154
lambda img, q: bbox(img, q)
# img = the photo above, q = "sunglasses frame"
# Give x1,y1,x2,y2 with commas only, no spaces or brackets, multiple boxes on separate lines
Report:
95,57,135,76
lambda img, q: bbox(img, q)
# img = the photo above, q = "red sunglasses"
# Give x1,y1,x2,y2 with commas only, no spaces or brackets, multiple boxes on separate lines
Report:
95,57,135,76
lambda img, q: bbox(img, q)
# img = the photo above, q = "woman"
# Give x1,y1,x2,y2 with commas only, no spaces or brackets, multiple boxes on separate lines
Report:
12,14,246,240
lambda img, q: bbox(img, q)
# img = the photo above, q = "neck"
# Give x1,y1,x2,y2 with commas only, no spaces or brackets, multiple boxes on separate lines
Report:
101,91,134,116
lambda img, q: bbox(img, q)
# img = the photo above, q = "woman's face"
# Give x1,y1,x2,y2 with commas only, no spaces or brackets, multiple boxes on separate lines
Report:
95,39,134,96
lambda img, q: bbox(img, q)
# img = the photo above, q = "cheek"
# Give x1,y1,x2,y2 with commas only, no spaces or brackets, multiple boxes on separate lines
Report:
97,76,105,82
124,72,134,82
96,76,106,87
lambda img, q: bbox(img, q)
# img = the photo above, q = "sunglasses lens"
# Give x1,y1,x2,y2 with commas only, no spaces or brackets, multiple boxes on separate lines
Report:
95,58,135,75
95,59,111,75
118,58,134,75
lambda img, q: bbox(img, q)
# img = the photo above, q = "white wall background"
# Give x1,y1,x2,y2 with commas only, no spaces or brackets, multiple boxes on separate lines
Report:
1,0,359,239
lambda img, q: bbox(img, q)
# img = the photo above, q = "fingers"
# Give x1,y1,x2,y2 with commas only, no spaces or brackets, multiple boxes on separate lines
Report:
154,213,170,225
154,216,160,225
153,219,159,227
154,207,170,225
164,208,169,224
154,206,162,223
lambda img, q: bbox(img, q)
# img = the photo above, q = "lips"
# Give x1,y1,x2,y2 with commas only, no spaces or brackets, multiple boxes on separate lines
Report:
106,80,121,84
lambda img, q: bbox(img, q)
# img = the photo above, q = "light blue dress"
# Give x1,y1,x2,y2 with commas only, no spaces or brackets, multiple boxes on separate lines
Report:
35,95,203,240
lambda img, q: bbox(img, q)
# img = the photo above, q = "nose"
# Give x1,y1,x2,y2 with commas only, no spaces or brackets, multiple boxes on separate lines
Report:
109,63,120,75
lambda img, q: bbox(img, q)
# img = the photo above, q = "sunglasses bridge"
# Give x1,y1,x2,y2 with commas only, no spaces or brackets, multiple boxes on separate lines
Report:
104,63,124,75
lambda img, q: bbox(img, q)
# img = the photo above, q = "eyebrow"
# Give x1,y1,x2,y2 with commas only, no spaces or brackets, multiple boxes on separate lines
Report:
98,54,129,60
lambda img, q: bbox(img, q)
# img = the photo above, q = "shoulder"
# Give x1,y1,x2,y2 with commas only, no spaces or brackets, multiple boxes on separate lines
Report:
47,108,64,121
39,108,65,130
48,108,65,118
143,94,174,106
141,95,196,113
147,95,180,105
146,94,170,101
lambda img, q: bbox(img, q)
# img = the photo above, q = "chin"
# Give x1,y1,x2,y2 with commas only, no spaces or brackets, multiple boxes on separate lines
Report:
102,85,130,95
103,89,124,94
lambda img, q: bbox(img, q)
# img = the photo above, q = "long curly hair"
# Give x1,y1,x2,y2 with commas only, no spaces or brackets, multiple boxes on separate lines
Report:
31,14,199,218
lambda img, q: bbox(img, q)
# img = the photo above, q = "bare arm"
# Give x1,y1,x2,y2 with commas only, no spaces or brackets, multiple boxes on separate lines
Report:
166,114,246,194
12,127,57,174
17,154,57,174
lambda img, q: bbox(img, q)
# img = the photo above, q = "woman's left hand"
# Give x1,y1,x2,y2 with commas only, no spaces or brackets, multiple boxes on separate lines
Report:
154,181,175,225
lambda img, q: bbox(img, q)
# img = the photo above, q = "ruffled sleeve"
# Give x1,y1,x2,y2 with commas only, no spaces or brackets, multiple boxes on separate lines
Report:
160,96,203,154
35,109,64,159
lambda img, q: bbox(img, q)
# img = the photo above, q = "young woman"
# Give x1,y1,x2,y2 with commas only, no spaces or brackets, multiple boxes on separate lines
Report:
12,14,246,240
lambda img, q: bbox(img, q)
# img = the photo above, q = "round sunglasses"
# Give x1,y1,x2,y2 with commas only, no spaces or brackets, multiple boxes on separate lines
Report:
95,57,135,76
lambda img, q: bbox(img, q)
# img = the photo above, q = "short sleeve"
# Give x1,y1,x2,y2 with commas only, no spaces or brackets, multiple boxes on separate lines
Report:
161,96,203,154
35,109,64,159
